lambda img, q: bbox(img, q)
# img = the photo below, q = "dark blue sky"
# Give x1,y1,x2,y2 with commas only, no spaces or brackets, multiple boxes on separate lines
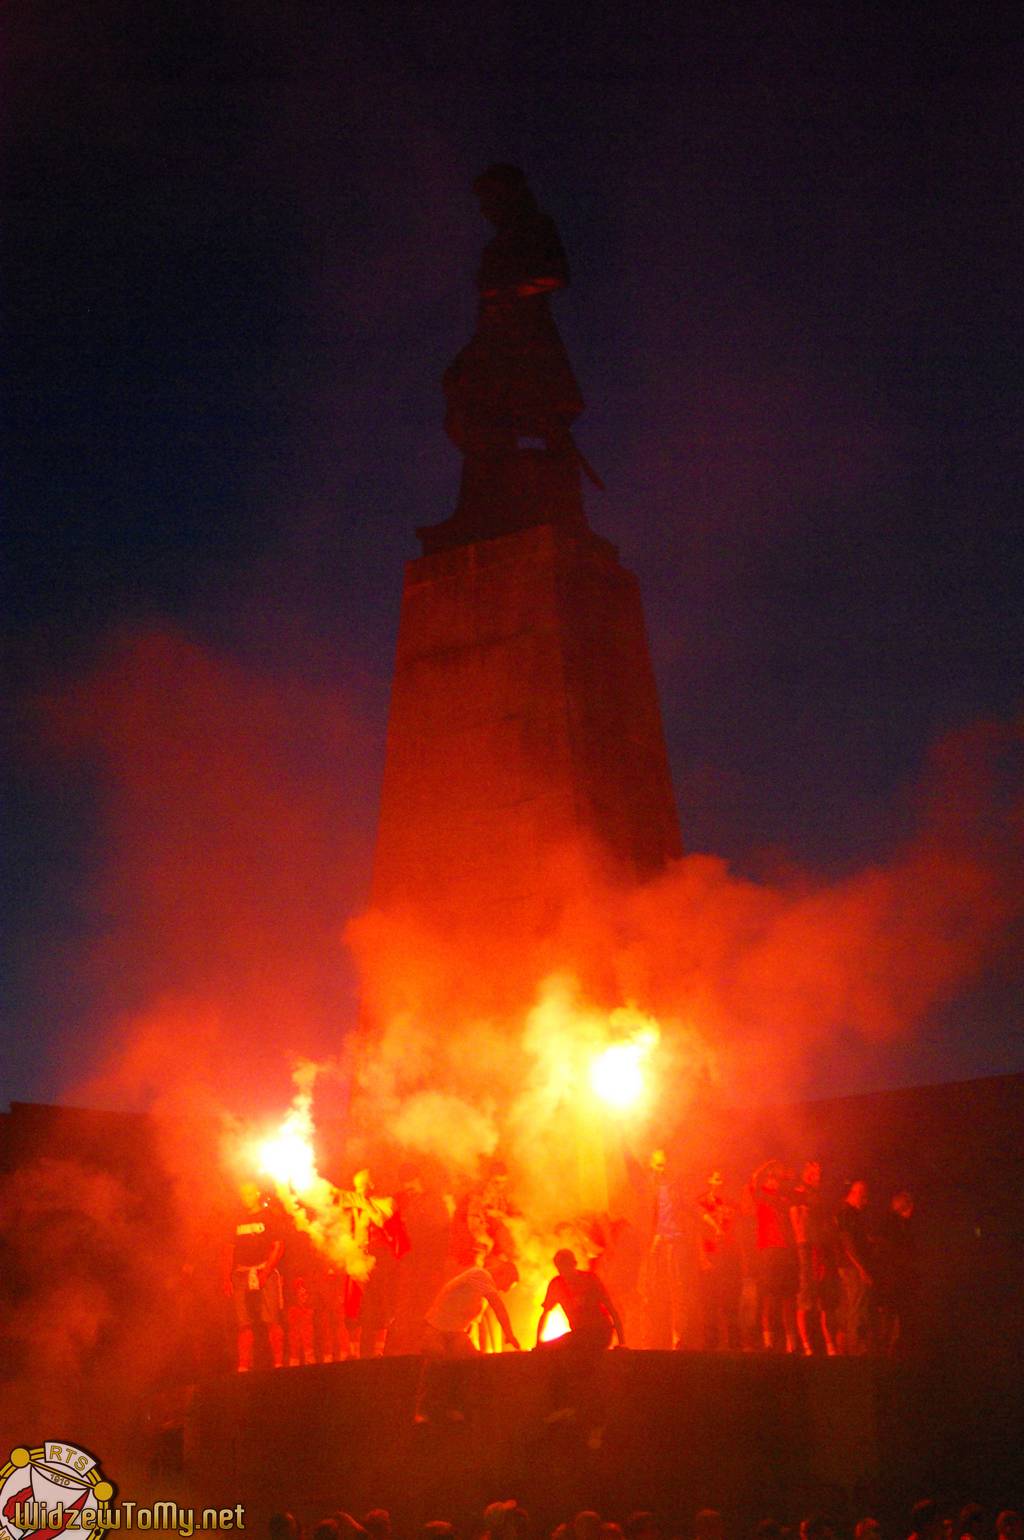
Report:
5,4,1023,1107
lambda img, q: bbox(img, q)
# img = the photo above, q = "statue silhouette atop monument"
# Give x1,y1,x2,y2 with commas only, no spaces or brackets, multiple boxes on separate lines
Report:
418,165,596,555
377,169,681,925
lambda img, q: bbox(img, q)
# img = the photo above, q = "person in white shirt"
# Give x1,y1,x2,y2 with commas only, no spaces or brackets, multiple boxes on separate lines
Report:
415,1257,521,1422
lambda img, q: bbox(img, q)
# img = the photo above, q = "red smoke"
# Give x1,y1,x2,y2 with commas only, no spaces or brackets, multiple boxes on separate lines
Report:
4,617,1019,1434
348,714,1023,1119
36,623,376,1115
31,623,1022,1129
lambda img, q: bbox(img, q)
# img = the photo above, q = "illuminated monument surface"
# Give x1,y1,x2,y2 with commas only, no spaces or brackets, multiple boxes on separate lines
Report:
372,165,681,931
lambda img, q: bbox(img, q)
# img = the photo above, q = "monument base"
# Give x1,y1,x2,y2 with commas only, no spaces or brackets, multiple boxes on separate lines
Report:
185,1353,883,1532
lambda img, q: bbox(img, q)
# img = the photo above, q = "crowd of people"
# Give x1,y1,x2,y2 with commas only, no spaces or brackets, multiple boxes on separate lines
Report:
677,1158,920,1359
226,1149,921,1373
264,1498,1022,1540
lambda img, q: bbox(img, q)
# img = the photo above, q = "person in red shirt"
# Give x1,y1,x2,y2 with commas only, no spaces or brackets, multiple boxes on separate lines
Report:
535,1248,625,1445
537,1247,625,1349
750,1160,797,1353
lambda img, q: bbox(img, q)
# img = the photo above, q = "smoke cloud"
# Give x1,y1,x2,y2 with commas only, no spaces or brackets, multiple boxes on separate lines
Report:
5,617,1021,1432
349,713,1023,1123
34,622,377,1113
24,621,1023,1205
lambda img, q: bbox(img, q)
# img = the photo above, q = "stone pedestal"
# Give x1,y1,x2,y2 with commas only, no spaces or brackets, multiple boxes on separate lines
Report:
186,1353,884,1530
371,521,681,934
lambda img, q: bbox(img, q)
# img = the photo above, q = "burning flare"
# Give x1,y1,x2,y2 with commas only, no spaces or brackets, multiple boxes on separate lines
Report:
258,1103,317,1195
589,1025,658,1110
238,1062,374,1282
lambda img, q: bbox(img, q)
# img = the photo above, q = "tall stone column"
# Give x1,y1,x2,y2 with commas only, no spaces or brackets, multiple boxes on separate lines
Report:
364,169,682,1218
371,520,681,937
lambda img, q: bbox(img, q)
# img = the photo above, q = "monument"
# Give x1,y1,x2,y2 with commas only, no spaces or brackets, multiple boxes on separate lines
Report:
371,166,681,934
176,173,1023,1521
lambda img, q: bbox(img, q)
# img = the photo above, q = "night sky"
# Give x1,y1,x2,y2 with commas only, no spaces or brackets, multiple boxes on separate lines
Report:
5,4,1023,1109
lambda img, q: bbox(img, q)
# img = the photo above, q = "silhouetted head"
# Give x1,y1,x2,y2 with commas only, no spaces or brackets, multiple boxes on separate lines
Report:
624,1515,659,1540
335,1516,367,1540
474,165,535,229
761,1165,782,1193
487,1257,519,1292
553,1247,578,1278
910,1501,941,1540
695,1513,724,1540
573,1515,601,1540
269,1515,301,1540
422,1525,456,1540
483,1501,519,1540
239,1180,263,1214
959,1508,983,1540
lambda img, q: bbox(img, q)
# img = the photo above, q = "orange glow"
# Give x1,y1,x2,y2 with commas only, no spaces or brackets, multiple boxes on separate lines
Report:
539,1303,571,1342
589,1026,658,1110
258,1108,317,1193
239,1066,376,1283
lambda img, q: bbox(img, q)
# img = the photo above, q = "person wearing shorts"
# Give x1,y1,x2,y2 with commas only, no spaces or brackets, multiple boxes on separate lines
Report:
226,1181,285,1371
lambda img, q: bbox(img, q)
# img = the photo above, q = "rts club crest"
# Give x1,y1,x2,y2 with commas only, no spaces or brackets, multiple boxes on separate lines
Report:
0,1444,115,1540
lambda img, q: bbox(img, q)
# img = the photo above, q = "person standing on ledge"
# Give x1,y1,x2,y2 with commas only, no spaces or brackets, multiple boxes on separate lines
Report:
836,1178,874,1355
790,1160,837,1357
225,1180,285,1372
643,1146,693,1349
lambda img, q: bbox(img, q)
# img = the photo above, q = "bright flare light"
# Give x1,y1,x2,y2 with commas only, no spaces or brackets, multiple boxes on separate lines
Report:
589,1028,658,1110
258,1105,316,1194
539,1303,571,1342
